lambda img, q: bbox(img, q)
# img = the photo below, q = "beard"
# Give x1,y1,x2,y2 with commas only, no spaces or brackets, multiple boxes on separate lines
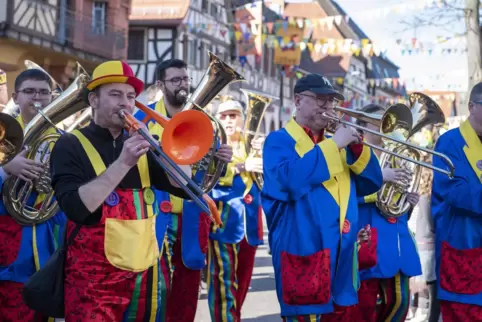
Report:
165,88,188,108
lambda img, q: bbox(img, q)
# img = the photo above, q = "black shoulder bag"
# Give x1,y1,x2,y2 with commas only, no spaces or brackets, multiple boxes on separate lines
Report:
22,224,81,318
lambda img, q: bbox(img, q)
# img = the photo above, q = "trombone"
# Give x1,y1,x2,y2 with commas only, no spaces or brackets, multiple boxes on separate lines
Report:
121,101,223,227
325,106,455,178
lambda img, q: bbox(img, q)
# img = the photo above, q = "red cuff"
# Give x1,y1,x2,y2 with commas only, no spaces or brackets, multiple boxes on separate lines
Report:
348,135,364,158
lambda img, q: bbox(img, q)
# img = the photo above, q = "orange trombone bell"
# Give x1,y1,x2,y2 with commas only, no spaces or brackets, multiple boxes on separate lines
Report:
135,101,214,165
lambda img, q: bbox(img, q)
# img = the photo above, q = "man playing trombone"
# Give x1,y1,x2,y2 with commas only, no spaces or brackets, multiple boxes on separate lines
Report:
354,103,422,322
134,58,233,321
0,69,67,321
262,74,383,320
431,82,482,321
50,60,192,321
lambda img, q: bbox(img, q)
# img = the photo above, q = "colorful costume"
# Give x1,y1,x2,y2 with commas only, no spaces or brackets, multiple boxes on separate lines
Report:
135,100,211,321
431,119,482,322
50,61,188,321
356,191,421,322
0,115,66,321
207,138,263,322
262,118,383,320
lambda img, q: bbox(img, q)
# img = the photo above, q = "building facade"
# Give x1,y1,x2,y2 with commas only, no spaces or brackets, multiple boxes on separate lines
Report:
128,0,291,134
0,0,131,97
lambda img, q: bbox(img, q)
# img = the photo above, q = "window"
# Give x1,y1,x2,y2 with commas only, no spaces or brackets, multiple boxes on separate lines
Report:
201,0,208,13
127,29,146,61
188,39,197,65
92,2,106,35
210,3,219,17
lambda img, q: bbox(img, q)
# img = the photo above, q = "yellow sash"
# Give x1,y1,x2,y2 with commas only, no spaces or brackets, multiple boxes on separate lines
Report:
459,120,482,183
71,130,150,186
284,118,350,233
218,138,254,197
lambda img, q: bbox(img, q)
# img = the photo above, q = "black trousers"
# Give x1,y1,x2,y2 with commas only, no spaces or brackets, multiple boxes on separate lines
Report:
428,280,441,322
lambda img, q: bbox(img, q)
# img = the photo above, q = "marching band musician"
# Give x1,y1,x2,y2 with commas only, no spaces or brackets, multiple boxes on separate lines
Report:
207,99,265,321
431,82,482,321
354,103,422,322
262,74,383,321
134,58,233,321
0,70,8,109
0,69,67,321
50,60,191,321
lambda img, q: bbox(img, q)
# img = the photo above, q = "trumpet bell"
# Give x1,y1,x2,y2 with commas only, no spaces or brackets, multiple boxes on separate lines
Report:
0,113,24,165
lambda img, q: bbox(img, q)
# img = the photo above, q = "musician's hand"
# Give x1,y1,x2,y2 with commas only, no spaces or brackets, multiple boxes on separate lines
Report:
357,224,371,244
332,125,361,149
245,157,263,173
2,149,43,181
118,134,150,168
215,144,233,163
251,137,265,152
406,192,420,207
382,167,412,186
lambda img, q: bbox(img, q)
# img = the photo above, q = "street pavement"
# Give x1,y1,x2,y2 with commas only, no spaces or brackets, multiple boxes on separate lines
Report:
194,229,281,322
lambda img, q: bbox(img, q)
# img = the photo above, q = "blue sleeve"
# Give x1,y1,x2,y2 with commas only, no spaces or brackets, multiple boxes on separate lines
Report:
345,145,383,197
262,131,345,201
432,135,482,217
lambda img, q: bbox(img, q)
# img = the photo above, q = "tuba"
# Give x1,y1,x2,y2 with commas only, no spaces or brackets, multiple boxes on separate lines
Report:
376,92,445,218
2,73,91,225
241,89,277,188
181,51,245,193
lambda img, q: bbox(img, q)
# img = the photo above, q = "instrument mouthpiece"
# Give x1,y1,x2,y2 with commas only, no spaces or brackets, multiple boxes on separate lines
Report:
178,90,188,97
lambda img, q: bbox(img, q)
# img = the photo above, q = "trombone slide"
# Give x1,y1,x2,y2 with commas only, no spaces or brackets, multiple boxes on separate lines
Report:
120,110,222,227
327,116,455,178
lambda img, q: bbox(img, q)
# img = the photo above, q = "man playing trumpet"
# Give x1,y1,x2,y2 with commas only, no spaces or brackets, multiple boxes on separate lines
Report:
262,74,383,320
50,60,191,321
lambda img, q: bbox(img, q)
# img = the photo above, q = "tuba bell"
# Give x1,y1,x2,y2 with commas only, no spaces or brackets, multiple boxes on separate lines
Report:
2,73,91,226
376,92,446,218
241,89,277,188
180,51,245,193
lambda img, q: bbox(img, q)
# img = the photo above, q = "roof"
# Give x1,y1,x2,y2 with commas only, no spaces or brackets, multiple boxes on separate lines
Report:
129,0,189,26
300,49,351,77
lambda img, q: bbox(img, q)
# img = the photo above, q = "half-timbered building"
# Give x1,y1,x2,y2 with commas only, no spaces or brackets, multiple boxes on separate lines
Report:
128,0,290,134
0,0,131,96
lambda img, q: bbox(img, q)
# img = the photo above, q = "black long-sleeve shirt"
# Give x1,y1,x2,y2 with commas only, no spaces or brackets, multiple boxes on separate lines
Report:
50,122,188,225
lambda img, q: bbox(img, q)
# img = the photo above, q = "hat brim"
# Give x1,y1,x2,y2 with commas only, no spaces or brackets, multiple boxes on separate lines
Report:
86,74,144,96
310,88,345,101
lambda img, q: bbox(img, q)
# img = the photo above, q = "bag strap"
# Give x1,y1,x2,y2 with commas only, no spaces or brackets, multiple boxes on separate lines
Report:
64,224,81,248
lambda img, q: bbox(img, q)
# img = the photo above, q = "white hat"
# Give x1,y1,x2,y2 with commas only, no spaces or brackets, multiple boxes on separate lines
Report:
216,100,243,115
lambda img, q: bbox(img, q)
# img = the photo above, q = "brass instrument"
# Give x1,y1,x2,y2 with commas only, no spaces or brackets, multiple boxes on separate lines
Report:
377,92,446,217
2,73,91,225
241,89,277,188
326,103,454,174
180,51,245,193
0,114,25,165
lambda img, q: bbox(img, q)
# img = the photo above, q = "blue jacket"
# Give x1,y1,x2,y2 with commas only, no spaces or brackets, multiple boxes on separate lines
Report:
261,119,383,316
358,197,421,279
432,120,482,306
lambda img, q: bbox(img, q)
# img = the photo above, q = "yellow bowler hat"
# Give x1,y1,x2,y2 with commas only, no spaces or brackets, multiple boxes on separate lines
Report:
86,61,144,96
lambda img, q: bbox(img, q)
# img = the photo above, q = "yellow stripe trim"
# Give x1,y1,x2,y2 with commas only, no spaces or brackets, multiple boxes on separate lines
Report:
309,315,317,322
349,145,371,175
386,273,402,321
149,261,158,321
213,240,228,322
32,225,40,271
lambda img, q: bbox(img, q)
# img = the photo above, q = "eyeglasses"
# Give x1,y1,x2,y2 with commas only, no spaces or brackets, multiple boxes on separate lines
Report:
17,88,52,97
298,94,339,108
218,113,239,120
162,77,192,86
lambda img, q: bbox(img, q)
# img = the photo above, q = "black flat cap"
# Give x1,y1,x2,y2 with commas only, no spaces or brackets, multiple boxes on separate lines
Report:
294,74,345,101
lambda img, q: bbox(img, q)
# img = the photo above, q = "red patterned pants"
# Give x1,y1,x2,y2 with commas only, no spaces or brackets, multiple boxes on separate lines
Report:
0,281,47,322
441,300,482,322
235,238,258,319
282,304,358,322
165,214,201,322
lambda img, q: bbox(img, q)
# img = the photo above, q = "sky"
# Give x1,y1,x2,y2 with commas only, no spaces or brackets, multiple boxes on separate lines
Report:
330,0,469,92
